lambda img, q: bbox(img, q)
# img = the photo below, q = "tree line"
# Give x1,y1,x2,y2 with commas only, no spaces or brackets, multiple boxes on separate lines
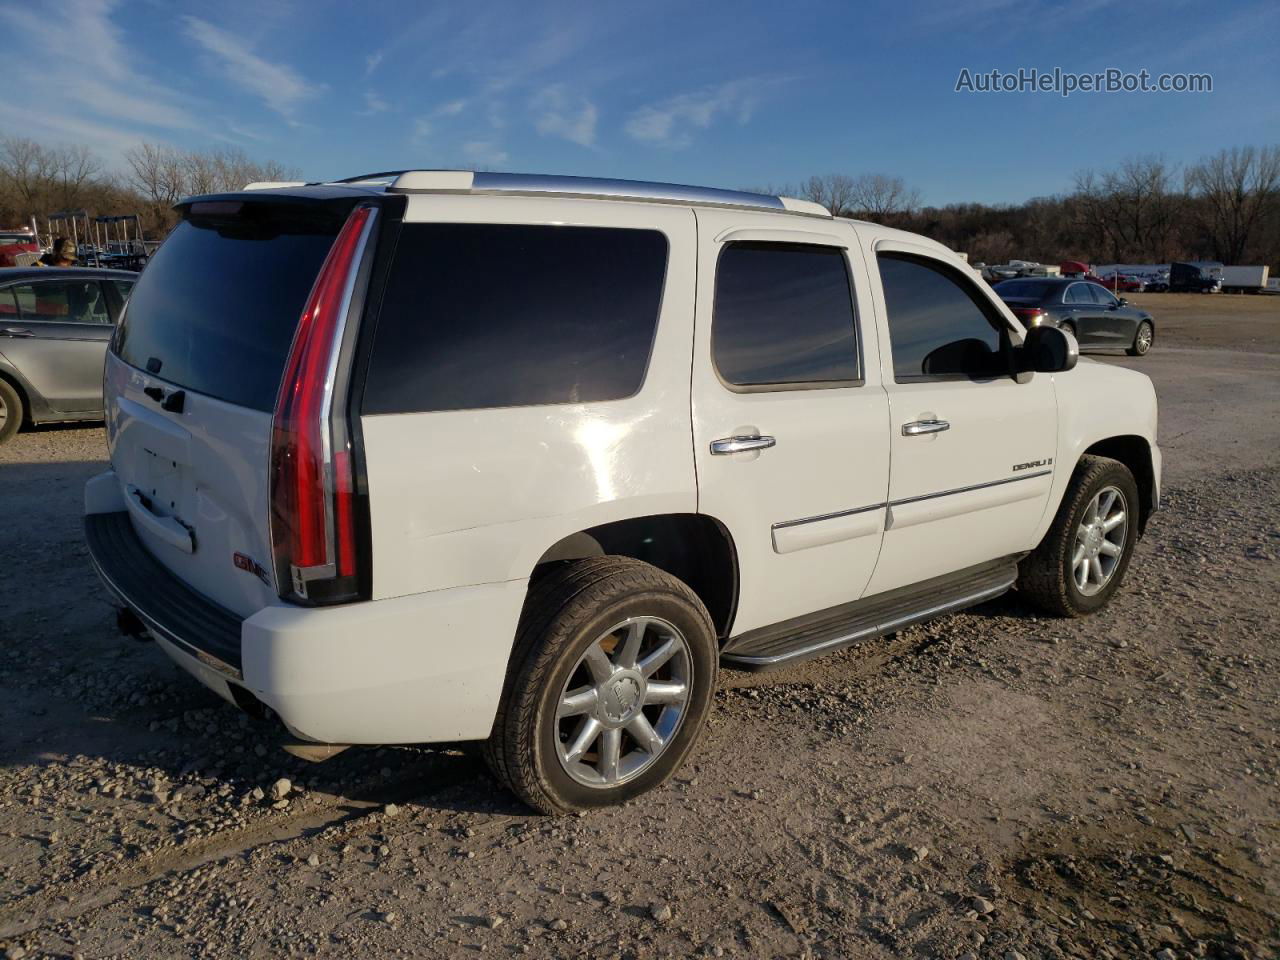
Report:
2,132,1276,269
0,135,299,239
758,146,1280,268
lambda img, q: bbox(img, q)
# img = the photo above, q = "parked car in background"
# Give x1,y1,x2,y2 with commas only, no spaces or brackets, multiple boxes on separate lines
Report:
995,276,1155,355
0,267,137,444
1095,273,1147,293
1169,261,1223,293
0,230,40,268
84,171,1160,814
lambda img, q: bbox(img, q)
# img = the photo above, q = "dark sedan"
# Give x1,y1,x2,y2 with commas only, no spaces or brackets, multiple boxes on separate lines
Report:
995,277,1154,356
0,267,137,444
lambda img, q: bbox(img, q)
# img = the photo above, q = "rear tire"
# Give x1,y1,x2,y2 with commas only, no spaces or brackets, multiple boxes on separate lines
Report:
1059,319,1077,340
1127,320,1153,356
0,379,22,445
485,557,718,815
1017,456,1140,617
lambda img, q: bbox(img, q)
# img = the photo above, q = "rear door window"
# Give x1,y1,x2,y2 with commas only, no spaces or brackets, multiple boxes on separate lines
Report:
13,280,110,324
0,287,17,318
363,224,668,414
114,209,340,412
712,242,859,388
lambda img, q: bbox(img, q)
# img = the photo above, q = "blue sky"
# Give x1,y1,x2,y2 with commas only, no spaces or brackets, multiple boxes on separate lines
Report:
3,0,1277,205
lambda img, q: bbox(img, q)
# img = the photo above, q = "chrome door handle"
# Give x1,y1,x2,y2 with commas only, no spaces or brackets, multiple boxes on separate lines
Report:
902,419,950,436
0,328,33,338
710,435,776,455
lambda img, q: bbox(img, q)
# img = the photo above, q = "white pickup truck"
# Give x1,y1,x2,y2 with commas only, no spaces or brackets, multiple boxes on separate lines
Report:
85,172,1160,814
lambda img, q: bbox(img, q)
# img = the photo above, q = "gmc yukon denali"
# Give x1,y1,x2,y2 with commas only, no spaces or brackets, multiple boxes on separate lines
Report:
85,171,1160,814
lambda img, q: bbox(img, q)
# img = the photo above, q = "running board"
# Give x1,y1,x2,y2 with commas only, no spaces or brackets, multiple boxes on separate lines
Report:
720,556,1019,671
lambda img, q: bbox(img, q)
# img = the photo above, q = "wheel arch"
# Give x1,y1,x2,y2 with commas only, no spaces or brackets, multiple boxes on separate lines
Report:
531,513,739,643
1082,435,1155,534
0,366,33,426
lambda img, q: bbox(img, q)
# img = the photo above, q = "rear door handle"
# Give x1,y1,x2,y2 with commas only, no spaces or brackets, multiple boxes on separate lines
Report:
0,328,33,338
710,435,776,455
902,419,950,436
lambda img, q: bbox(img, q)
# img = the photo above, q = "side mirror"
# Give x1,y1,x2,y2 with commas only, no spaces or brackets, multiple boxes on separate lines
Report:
1116,297,1128,307
1019,324,1077,373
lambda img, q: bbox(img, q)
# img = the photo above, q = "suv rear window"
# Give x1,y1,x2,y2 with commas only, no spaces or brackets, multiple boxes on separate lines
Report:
114,208,340,411
362,224,668,414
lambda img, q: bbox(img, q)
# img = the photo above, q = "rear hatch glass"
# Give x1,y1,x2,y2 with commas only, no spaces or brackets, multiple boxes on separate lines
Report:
106,201,345,616
116,204,342,411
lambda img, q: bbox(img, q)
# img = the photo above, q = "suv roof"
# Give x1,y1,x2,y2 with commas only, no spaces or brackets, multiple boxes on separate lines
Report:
230,170,833,218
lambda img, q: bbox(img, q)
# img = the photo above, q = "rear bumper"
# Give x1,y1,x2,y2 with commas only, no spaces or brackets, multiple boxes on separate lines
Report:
84,503,529,745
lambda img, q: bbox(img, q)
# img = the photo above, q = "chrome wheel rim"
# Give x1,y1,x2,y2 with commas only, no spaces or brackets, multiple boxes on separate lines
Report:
0,394,7,431
1072,485,1128,596
554,616,692,788
1136,324,1153,353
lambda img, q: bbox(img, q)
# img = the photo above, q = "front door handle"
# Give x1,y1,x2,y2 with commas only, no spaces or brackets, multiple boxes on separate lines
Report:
902,419,950,436
0,328,33,338
710,435,776,455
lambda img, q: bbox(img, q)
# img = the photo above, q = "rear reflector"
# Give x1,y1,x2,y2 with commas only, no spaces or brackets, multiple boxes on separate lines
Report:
269,204,376,603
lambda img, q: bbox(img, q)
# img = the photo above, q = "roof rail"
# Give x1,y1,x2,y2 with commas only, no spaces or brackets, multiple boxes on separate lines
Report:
357,170,829,217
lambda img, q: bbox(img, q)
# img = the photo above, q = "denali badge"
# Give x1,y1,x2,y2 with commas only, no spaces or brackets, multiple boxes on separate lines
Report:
233,552,271,585
1012,458,1054,472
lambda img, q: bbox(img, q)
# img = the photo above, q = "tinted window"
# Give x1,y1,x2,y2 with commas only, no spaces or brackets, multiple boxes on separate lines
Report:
1065,283,1093,304
995,278,1053,299
1090,284,1117,306
878,253,1008,381
107,279,135,302
0,287,16,317
713,243,858,387
363,224,667,414
14,280,110,324
116,209,340,411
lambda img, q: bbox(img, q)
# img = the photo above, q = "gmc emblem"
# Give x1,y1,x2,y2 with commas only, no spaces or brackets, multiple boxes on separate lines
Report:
233,552,271,585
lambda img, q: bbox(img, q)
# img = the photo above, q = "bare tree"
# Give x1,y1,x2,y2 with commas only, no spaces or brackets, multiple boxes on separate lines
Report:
1072,157,1181,262
0,136,59,211
49,144,102,210
848,174,921,223
1185,145,1280,263
800,174,858,216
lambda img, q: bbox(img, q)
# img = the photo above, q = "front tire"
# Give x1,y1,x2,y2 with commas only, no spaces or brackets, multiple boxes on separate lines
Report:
0,379,23,445
1017,456,1140,617
485,557,718,815
1127,320,1153,356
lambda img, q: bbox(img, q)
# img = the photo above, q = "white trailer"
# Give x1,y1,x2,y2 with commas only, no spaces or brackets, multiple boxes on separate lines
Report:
1220,265,1270,293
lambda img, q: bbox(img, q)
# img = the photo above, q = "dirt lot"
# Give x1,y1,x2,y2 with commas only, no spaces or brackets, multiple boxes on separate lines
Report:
1,293,1277,959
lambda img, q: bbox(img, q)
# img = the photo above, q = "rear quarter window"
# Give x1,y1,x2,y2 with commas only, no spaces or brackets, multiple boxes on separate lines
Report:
362,224,668,414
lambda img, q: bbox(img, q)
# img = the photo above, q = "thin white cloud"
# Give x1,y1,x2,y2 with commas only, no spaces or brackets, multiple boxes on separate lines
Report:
531,84,597,147
412,118,433,146
625,77,786,149
183,16,321,120
463,140,509,166
436,99,467,117
362,91,391,115
365,51,384,76
0,0,197,137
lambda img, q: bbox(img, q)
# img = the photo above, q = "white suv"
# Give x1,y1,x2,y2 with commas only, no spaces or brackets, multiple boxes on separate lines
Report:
85,171,1160,814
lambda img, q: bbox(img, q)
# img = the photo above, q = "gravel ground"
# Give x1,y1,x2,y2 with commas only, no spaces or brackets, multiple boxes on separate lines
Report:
1,294,1277,959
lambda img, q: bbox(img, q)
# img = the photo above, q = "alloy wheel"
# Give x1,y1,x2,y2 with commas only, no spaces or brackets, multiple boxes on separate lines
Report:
554,616,692,788
1135,323,1153,354
1072,485,1128,596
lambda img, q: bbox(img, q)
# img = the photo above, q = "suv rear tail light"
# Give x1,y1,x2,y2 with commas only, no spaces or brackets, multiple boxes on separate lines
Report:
270,204,377,604
1011,306,1046,326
